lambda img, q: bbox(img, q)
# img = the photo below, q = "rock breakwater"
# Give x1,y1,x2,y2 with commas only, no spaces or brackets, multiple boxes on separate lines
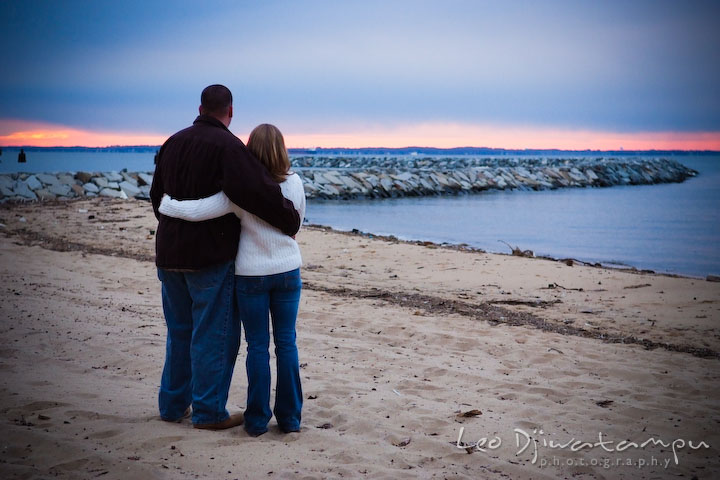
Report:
0,157,697,203
296,156,697,199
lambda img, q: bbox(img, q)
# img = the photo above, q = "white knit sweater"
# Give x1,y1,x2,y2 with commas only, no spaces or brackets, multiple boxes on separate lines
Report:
159,173,306,276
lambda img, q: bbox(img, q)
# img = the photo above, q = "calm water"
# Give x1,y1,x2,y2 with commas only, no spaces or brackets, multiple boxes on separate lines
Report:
307,156,720,278
0,148,156,174
2,148,718,277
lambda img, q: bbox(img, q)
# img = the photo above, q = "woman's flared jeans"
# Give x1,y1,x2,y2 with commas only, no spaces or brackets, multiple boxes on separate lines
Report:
236,268,302,435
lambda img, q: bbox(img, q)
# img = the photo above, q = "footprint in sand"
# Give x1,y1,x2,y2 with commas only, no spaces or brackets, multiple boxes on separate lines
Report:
89,429,123,440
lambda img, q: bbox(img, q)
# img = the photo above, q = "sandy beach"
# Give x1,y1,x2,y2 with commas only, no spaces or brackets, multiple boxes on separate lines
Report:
1,197,718,479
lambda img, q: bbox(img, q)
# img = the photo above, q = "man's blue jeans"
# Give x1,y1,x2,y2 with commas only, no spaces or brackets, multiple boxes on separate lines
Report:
236,268,303,435
157,261,240,425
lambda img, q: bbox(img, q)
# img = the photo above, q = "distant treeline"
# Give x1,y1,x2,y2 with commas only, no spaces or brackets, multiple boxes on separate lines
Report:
289,147,720,156
0,145,718,156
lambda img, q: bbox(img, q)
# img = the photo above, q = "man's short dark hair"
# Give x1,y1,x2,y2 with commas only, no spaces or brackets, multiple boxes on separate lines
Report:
200,84,232,116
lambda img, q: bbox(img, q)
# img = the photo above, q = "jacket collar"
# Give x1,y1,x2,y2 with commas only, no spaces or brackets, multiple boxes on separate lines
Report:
193,114,230,131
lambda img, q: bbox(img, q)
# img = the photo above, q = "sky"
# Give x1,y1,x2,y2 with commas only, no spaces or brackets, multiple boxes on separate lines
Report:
1,0,719,149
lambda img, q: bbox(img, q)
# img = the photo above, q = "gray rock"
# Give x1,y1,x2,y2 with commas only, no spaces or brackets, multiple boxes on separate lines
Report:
119,181,141,197
585,169,599,181
98,188,128,199
419,177,435,190
454,171,471,183
319,184,340,196
137,172,153,186
430,172,449,187
322,171,344,185
93,177,109,188
363,174,380,188
313,173,332,185
12,181,38,200
107,181,119,189
83,182,100,193
35,188,57,201
338,175,363,190
103,171,123,182
36,173,60,186
379,176,394,192
48,184,72,197
392,171,414,182
0,184,15,197
25,175,43,190
57,173,76,185
0,175,14,190
121,172,138,186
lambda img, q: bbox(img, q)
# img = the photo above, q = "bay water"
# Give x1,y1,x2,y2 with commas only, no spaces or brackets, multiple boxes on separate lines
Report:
1,147,717,277
306,155,720,278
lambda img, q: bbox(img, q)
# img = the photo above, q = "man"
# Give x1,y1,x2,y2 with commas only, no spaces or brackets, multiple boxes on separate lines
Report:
150,85,300,430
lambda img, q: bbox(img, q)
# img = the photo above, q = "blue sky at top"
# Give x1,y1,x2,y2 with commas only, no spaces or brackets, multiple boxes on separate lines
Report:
1,0,719,145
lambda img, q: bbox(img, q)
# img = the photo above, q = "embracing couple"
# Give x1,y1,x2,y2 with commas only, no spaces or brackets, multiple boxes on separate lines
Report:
149,85,305,436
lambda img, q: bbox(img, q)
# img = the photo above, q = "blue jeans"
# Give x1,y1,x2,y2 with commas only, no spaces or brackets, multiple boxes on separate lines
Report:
236,268,303,435
157,261,240,425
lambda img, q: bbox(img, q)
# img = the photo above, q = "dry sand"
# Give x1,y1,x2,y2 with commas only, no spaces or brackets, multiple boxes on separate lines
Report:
0,197,718,479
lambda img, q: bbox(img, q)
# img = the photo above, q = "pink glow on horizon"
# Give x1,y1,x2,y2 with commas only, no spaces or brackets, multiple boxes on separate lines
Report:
1,119,719,151
280,123,720,151
0,119,167,147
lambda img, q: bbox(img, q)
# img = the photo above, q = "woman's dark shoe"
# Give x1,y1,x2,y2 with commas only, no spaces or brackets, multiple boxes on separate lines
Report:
279,425,300,433
193,413,244,430
161,407,191,423
244,426,268,437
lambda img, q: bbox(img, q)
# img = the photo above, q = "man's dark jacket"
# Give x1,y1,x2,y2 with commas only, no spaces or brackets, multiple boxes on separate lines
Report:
150,115,300,270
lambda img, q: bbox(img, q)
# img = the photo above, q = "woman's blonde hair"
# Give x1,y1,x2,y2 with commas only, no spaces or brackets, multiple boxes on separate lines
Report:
247,123,290,183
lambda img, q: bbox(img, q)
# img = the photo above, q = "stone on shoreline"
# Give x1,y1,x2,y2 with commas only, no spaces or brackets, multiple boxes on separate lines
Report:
35,188,56,201
99,187,128,199
25,175,43,191
75,171,94,184
119,181,141,198
83,182,100,193
36,173,61,186
12,181,38,200
48,183,72,197
137,172,153,186
103,171,123,182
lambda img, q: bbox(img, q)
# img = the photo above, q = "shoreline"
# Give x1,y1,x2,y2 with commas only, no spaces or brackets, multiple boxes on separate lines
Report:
305,223,711,281
1,196,708,281
1,195,715,281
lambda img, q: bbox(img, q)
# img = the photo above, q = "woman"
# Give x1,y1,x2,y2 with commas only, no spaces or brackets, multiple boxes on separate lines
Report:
159,124,305,436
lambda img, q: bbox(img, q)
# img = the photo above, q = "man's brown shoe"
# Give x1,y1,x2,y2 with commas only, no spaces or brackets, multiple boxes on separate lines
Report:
193,413,244,430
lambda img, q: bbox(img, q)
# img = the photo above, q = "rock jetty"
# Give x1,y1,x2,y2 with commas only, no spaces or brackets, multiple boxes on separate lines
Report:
0,157,697,203
298,156,696,199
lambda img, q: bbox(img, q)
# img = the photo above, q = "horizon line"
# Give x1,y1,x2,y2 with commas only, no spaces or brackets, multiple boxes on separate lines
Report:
2,144,719,154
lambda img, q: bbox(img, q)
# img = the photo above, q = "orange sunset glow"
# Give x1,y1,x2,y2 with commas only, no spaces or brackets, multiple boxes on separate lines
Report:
0,120,167,148
1,119,719,151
